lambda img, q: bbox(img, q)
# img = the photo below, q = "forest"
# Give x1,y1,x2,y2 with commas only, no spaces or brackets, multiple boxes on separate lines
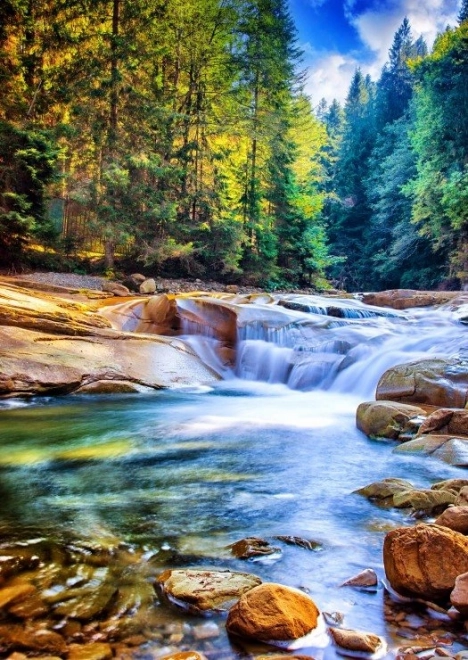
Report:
0,0,467,291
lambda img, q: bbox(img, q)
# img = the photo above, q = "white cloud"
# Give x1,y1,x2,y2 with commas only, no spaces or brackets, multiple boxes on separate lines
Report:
303,0,459,105
304,52,361,105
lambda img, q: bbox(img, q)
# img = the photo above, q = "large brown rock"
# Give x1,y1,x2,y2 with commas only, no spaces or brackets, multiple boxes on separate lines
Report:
155,569,262,614
383,524,468,601
356,401,426,439
376,358,468,408
418,409,468,437
226,583,320,642
435,506,468,534
450,572,468,617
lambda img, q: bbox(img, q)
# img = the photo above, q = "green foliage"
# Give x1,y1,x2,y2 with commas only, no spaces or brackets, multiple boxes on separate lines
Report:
0,121,58,263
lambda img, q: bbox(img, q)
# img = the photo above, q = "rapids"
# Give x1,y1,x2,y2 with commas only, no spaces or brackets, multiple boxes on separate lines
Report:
0,292,467,658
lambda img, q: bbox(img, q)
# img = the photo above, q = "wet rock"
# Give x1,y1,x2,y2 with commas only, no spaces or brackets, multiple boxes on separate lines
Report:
155,568,262,614
418,409,456,435
229,537,281,559
434,439,468,466
0,554,40,582
432,479,468,494
354,478,414,504
51,582,117,620
435,507,468,534
450,572,468,617
274,535,322,551
67,642,113,660
158,652,208,660
383,524,468,601
356,401,426,440
102,281,131,296
456,487,468,506
392,488,457,513
329,626,385,655
140,278,157,295
0,583,36,609
341,569,378,589
376,357,468,408
0,625,66,654
226,582,320,643
393,434,457,456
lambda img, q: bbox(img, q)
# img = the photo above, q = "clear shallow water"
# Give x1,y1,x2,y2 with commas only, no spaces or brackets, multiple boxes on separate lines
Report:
0,382,465,656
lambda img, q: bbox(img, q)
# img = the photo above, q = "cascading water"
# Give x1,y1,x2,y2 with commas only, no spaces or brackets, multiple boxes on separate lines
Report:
173,293,468,398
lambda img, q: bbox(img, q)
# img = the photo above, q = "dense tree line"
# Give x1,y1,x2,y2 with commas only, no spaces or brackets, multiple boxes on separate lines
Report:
0,0,330,287
322,8,468,291
1,1,468,291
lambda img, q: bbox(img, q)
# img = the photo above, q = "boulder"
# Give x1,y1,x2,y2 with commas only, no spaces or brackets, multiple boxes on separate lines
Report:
328,626,385,655
356,401,426,439
418,409,468,437
102,281,131,297
122,273,146,292
435,507,468,534
155,568,262,614
450,572,468,617
354,478,414,503
226,583,320,642
392,488,457,513
383,524,468,601
432,479,468,494
376,357,468,408
139,278,157,295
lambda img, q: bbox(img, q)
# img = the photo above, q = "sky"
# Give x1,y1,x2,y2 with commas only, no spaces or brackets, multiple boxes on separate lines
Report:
288,0,460,107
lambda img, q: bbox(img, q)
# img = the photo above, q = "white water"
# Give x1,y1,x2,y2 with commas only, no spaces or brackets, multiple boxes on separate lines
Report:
177,296,468,400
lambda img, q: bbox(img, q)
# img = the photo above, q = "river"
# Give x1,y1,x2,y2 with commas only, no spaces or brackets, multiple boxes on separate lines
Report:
0,294,467,658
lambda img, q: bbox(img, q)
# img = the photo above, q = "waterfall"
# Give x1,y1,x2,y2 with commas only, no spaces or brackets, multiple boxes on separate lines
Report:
101,293,467,396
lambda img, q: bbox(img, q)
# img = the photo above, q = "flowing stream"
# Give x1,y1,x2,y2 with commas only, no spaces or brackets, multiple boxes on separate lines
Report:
0,293,467,658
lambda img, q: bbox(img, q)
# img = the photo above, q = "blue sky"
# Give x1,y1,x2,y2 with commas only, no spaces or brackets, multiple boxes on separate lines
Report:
288,0,460,106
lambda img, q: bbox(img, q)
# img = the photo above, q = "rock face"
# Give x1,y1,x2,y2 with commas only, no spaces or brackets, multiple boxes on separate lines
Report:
155,569,262,614
383,524,468,601
356,401,426,439
0,283,218,397
226,583,320,643
376,358,468,408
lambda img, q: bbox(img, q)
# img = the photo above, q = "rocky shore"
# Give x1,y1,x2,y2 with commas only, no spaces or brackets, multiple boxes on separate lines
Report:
1,274,468,659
